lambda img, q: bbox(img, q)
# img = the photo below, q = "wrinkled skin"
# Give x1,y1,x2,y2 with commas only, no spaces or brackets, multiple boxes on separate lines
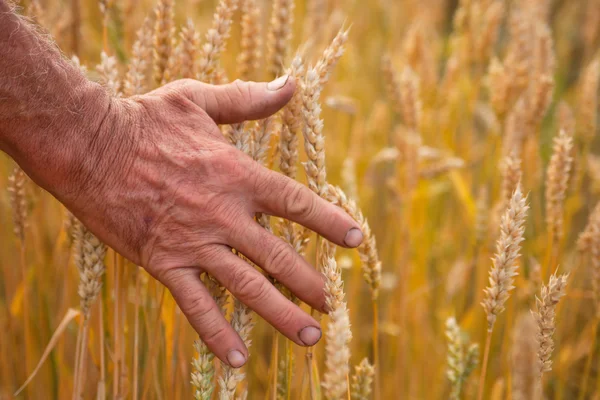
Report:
34,77,364,367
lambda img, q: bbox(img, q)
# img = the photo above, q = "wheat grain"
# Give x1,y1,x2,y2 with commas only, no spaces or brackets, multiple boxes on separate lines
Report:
177,18,201,79
266,0,294,78
488,57,510,119
123,18,153,97
399,65,421,132
219,298,254,400
381,54,403,115
315,25,349,86
532,272,569,378
511,313,537,400
73,222,107,319
321,254,351,400
301,67,327,197
545,129,574,243
197,0,238,83
152,0,175,85
97,51,121,96
475,1,504,64
280,55,304,179
578,58,599,144
237,0,261,80
500,152,522,207
350,358,374,400
445,317,479,400
191,340,216,400
482,186,529,331
8,167,27,242
327,185,381,300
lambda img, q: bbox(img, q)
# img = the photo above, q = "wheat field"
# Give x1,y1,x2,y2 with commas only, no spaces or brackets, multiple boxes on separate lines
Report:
1,0,600,399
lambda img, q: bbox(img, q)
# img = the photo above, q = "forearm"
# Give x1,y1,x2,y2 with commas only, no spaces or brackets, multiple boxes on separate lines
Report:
0,1,111,191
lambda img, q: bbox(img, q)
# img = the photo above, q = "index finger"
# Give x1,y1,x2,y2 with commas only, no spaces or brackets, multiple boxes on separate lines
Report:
251,167,364,248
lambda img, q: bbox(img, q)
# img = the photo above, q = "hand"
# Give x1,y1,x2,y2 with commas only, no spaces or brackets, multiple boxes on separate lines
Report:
39,76,364,367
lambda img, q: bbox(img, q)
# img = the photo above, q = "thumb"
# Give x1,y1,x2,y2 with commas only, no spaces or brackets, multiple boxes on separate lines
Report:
186,76,295,124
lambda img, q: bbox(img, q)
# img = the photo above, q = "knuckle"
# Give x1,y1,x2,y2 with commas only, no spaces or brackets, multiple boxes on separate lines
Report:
252,168,275,199
233,79,253,104
226,80,248,108
156,267,186,288
202,323,229,345
231,267,267,301
272,304,297,329
265,242,297,279
283,181,316,219
185,292,214,321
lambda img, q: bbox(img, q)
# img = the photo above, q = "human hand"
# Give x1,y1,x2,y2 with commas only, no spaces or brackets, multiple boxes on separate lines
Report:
37,76,363,367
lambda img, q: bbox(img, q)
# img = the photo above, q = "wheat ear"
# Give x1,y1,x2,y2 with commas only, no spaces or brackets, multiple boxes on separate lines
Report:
321,254,352,400
123,18,153,97
315,25,349,86
578,58,599,144
191,275,229,399
196,0,238,83
482,185,529,330
219,298,254,400
511,313,538,400
97,51,121,96
478,186,528,400
445,317,479,400
532,272,569,380
152,0,175,85
237,0,261,80
545,129,574,244
350,358,375,400
266,0,294,78
177,18,201,79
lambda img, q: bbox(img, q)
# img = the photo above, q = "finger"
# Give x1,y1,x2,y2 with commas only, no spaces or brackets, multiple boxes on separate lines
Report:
227,217,327,312
205,246,323,347
160,267,248,367
252,167,364,248
184,77,295,124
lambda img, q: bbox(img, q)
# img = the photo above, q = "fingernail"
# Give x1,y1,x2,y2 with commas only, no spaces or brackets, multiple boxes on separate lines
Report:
344,227,364,247
227,350,246,368
299,326,322,346
267,75,290,91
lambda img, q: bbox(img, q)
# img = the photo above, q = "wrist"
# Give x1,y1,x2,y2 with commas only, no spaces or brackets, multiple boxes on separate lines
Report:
3,79,125,203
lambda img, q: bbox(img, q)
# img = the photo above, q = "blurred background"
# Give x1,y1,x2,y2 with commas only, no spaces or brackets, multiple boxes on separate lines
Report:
1,0,600,398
